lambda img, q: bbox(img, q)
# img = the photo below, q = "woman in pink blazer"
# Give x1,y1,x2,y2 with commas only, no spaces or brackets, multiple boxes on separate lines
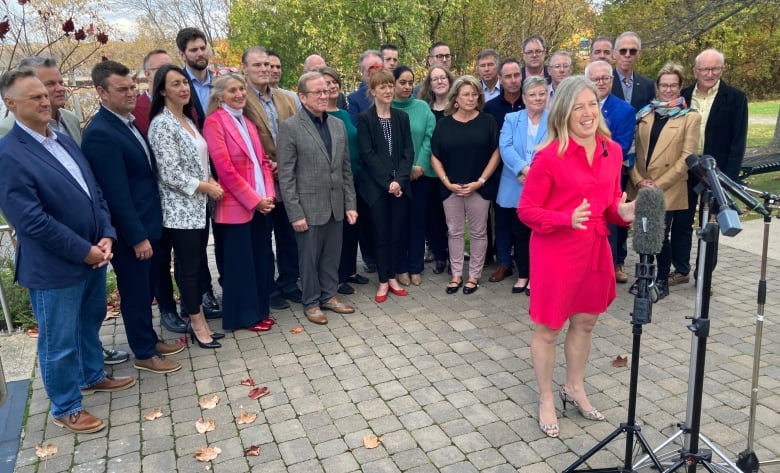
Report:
203,73,277,333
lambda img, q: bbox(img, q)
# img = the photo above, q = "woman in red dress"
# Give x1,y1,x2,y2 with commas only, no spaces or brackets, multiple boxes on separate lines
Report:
518,76,634,438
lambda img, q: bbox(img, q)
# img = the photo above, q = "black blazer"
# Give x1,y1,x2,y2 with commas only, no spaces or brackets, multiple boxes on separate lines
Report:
356,106,415,206
82,107,163,246
681,80,748,180
612,69,655,110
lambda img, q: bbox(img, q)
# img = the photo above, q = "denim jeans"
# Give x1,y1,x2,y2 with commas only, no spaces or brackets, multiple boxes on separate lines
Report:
29,267,108,418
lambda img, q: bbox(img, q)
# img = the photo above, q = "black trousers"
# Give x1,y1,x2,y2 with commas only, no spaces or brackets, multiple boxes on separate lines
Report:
164,227,206,316
509,207,532,279
368,193,409,283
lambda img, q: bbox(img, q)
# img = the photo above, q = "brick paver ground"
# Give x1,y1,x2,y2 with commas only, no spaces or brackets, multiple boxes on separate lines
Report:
11,236,780,472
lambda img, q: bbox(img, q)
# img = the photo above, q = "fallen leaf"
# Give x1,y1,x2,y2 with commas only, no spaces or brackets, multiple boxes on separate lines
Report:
240,378,255,386
175,337,186,345
195,417,216,433
363,433,382,449
248,386,269,400
237,411,257,425
199,393,220,409
27,327,39,338
143,408,163,420
611,355,628,368
35,443,57,459
194,446,221,462
244,445,261,456
104,309,120,320
290,327,303,334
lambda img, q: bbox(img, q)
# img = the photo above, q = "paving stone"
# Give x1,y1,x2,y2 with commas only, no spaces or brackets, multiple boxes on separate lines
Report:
278,437,317,465
411,425,451,452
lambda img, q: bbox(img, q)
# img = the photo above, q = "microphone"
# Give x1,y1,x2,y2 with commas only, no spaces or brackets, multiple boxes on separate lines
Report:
632,187,666,256
716,169,771,218
686,154,742,236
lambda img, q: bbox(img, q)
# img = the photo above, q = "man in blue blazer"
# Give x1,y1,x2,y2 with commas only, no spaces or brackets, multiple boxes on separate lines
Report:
611,32,654,111
587,61,637,285
0,69,135,433
82,60,183,374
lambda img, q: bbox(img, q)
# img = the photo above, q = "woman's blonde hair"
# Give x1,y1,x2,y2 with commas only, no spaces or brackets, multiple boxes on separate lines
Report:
444,75,484,116
542,75,611,157
206,73,265,129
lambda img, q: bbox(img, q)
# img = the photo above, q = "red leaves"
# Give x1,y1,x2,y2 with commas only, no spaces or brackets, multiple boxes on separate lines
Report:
240,378,255,386
96,32,108,44
244,445,261,456
74,28,86,41
62,18,74,34
0,17,10,41
248,386,269,400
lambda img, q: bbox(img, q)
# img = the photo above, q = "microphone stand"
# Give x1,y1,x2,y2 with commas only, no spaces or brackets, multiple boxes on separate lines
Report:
633,190,741,473
736,187,780,472
562,253,664,472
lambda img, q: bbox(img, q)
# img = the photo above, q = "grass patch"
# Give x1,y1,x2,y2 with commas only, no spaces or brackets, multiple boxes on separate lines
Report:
739,170,780,220
747,124,776,148
749,100,779,116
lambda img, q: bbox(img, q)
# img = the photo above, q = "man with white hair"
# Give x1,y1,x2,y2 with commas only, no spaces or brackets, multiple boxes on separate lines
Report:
611,31,654,110
547,51,573,107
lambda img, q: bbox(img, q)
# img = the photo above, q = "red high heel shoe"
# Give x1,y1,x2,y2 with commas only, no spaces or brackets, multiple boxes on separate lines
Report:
388,286,408,296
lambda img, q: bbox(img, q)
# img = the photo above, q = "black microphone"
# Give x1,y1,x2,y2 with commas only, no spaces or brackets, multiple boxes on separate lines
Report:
717,169,771,218
632,187,666,256
686,154,742,236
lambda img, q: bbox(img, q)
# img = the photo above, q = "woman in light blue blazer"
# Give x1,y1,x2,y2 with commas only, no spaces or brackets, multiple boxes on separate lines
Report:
497,76,549,295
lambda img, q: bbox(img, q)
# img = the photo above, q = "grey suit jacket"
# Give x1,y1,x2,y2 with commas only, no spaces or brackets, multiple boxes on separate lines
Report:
277,109,356,226
0,108,81,144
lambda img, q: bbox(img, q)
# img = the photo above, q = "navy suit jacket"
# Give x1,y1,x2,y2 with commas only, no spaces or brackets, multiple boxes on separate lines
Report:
0,124,116,289
612,69,654,111
601,94,637,160
82,107,162,246
681,80,748,180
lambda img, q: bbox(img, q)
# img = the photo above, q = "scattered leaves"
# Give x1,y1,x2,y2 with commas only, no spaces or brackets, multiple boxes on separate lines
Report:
244,445,261,456
237,411,257,425
195,417,216,433
290,327,303,334
194,446,221,462
363,433,382,449
104,309,120,320
26,327,39,338
61,17,74,33
35,443,58,460
248,386,269,400
199,393,220,409
96,31,109,44
240,378,255,386
611,355,628,368
143,408,163,420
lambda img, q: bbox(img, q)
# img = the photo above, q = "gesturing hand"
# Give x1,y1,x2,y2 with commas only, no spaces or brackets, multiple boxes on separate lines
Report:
572,198,591,230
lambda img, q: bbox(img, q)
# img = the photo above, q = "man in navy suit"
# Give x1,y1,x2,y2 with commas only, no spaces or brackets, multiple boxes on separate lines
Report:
82,60,183,374
586,60,637,285
0,69,135,433
611,32,654,111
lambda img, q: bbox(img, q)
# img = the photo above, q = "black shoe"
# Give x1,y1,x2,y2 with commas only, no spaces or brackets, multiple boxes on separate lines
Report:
347,274,369,285
283,287,303,304
655,280,669,300
628,280,640,296
210,332,226,340
432,260,447,274
202,291,222,319
186,321,221,349
363,263,377,273
160,310,188,333
445,279,463,295
463,280,479,295
270,293,290,310
338,283,355,295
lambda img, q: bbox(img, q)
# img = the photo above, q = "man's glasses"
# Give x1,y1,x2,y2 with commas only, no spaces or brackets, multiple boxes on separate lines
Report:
695,66,724,74
618,48,638,56
305,90,330,97
432,54,452,61
524,49,545,56
590,76,612,83
550,64,571,70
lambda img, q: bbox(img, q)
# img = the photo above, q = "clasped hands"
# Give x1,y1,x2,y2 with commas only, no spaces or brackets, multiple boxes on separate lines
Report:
84,237,114,269
448,181,481,197
388,181,403,198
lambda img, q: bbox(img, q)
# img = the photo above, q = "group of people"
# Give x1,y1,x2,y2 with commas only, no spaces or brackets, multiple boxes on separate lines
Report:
0,26,747,439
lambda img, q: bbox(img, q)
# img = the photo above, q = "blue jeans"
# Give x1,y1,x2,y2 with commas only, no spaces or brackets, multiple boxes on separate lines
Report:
29,268,108,418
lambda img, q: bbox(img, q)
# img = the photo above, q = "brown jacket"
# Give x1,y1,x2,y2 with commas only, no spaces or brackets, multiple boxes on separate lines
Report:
255,87,297,162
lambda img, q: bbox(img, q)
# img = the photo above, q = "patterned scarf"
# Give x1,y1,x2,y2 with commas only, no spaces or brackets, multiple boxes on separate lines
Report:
636,96,692,121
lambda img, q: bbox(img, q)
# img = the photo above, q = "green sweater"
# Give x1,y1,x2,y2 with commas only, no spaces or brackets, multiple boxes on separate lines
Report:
329,109,361,177
391,97,436,177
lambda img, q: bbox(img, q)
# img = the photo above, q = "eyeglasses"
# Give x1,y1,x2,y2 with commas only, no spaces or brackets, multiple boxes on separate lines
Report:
695,66,724,74
590,76,612,83
432,54,452,61
550,64,571,70
430,76,449,83
618,48,638,56
657,83,680,90
305,90,329,97
524,49,545,56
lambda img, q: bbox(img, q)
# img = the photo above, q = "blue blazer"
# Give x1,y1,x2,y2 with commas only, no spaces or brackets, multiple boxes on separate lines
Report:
611,69,654,111
82,107,163,246
497,109,548,208
0,124,116,289
601,94,637,161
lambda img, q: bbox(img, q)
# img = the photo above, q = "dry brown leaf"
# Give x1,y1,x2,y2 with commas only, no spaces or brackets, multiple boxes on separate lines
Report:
290,327,303,334
248,386,269,400
35,443,58,459
199,393,220,409
27,327,39,338
194,446,221,462
363,433,382,449
195,417,216,433
143,408,163,421
104,309,120,320
611,355,628,368
237,411,257,425
244,445,261,456
240,378,255,386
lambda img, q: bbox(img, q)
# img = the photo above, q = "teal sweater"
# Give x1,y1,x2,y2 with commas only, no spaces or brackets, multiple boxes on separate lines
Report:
391,97,436,177
330,109,361,177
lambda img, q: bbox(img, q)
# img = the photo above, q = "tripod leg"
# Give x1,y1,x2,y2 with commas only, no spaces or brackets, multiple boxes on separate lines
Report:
562,426,627,473
634,431,665,471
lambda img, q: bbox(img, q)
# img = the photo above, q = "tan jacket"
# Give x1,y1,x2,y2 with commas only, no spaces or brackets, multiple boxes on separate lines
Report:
255,88,297,162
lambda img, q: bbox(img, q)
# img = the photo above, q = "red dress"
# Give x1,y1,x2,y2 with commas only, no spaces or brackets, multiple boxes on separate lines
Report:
518,135,628,329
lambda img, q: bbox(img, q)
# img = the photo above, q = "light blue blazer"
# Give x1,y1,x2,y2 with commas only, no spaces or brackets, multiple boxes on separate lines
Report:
496,109,548,208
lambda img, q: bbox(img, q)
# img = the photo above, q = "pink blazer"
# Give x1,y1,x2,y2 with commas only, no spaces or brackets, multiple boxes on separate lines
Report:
204,108,276,224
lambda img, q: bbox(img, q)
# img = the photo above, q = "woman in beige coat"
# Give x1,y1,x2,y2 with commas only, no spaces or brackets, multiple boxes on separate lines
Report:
628,62,701,299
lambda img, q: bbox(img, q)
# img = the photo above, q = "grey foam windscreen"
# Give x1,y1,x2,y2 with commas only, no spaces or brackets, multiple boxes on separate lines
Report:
632,187,666,255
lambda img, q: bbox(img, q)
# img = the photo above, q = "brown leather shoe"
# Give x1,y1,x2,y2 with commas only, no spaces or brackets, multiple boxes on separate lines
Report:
156,341,185,356
320,296,355,314
305,306,328,324
52,410,105,433
615,265,629,284
489,265,513,282
134,355,182,374
396,273,411,286
410,274,422,286
81,375,136,395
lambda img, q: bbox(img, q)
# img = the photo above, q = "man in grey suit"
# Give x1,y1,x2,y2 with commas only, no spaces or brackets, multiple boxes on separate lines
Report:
277,72,358,325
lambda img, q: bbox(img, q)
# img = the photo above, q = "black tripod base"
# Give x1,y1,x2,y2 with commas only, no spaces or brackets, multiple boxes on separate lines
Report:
736,449,759,473
562,423,664,473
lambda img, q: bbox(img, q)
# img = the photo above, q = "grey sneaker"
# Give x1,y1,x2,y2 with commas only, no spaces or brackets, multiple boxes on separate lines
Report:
103,347,129,365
